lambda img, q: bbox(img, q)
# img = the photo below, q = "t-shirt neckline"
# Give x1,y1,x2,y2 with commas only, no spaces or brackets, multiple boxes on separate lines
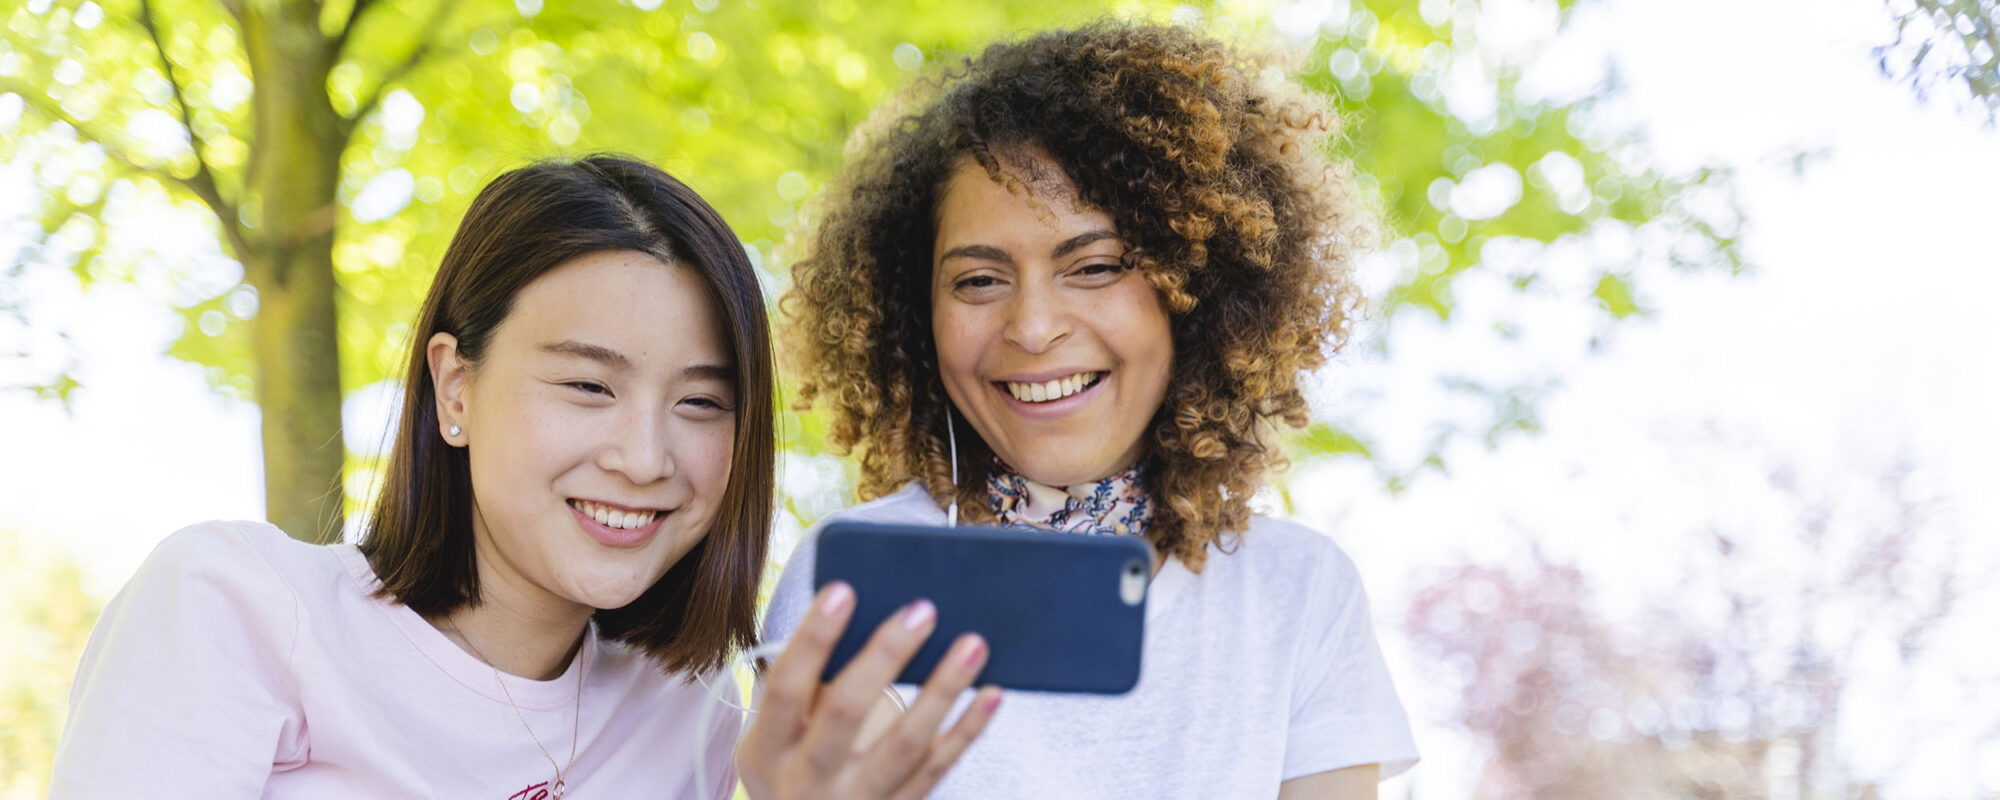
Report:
333,544,594,710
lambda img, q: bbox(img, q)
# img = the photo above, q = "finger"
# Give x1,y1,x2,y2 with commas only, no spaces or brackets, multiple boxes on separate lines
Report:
859,633,988,782
753,581,855,741
887,686,1003,800
798,598,937,775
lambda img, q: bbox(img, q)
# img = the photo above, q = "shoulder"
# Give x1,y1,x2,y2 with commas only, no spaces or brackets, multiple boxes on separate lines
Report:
764,484,943,641
818,483,947,527
144,520,312,580
1214,516,1360,584
1180,515,1373,624
587,636,744,738
789,482,948,571
141,520,342,595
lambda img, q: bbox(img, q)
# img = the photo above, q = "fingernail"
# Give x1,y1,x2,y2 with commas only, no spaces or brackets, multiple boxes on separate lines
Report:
901,598,936,631
817,582,854,618
980,691,1002,715
958,635,988,668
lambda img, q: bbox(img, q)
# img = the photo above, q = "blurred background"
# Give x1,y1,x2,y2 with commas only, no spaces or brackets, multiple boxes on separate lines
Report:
2,0,1995,796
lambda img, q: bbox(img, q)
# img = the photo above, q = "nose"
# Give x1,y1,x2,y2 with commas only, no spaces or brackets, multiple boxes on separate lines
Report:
599,406,677,485
1001,279,1072,354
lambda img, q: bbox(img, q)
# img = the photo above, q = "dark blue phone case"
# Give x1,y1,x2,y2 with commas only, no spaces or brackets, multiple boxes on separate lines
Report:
812,521,1150,694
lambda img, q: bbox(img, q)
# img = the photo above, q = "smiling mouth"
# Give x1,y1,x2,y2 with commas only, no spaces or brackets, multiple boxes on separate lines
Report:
997,371,1105,403
567,499,665,531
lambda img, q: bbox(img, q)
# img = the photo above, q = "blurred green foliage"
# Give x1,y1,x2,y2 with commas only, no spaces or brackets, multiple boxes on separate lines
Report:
0,530,102,798
1,0,1745,530
1878,0,2000,125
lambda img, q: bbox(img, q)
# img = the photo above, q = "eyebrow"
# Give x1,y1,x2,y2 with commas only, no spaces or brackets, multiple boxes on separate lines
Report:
937,243,1013,266
540,340,629,368
678,364,736,384
1050,229,1121,259
543,341,736,383
937,229,1124,267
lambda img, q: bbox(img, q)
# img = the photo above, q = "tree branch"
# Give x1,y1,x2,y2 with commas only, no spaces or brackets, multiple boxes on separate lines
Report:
343,0,464,135
332,0,380,62
135,0,247,256
0,80,254,260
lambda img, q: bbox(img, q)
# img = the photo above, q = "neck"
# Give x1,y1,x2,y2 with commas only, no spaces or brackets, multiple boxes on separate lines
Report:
989,460,1154,538
437,591,592,681
1009,458,1147,490
436,519,597,681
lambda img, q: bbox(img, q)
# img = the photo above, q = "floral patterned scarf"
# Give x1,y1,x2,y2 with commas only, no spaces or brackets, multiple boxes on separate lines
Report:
986,462,1152,537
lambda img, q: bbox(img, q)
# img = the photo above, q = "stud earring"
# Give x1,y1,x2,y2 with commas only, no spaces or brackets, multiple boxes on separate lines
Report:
447,424,462,437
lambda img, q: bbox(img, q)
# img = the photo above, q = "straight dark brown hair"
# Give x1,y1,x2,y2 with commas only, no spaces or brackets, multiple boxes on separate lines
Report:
359,155,774,677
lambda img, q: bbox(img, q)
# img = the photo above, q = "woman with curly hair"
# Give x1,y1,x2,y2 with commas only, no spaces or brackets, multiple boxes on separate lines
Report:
763,22,1419,797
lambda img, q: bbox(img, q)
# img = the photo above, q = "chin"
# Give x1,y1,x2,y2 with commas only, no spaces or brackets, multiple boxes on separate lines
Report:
1005,457,1115,487
567,572,665,611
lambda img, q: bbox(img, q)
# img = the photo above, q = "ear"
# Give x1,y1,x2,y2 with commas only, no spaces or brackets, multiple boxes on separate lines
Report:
428,332,470,447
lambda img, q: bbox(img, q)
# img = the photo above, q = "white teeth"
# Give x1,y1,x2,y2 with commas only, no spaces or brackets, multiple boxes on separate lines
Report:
575,501,657,530
1005,372,1100,404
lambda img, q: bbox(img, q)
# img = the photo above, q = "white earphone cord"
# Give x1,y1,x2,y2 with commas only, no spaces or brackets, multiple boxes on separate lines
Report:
945,404,960,528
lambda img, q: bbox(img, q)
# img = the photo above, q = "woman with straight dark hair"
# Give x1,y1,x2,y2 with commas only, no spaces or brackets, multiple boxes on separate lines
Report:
50,155,997,798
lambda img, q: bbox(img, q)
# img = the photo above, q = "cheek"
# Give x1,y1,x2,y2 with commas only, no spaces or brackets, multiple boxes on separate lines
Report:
497,394,589,468
931,310,987,384
683,423,738,499
468,387,541,480
1114,289,1176,379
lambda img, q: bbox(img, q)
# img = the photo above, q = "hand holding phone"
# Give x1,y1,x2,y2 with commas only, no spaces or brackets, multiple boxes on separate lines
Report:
813,521,1151,694
736,581,1002,800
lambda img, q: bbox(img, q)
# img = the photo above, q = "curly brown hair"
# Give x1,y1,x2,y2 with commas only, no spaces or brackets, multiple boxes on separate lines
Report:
781,21,1366,571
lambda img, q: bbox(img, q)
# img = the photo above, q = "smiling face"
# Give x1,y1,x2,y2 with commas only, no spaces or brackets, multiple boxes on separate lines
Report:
431,250,737,615
930,153,1174,487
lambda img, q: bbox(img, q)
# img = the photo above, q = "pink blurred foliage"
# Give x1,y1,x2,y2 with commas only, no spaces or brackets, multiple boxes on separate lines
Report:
1401,458,1979,799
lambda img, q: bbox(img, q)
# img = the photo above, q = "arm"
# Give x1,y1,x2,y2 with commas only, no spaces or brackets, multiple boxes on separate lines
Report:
48,523,306,798
1279,537,1420,786
1278,763,1380,800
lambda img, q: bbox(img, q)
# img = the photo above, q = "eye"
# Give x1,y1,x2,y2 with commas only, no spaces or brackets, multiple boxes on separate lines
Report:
954,275,1001,291
565,380,612,397
1070,261,1127,285
679,395,736,417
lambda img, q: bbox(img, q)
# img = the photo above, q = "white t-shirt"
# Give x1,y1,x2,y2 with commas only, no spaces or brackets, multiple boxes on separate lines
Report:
762,484,1419,799
51,520,739,799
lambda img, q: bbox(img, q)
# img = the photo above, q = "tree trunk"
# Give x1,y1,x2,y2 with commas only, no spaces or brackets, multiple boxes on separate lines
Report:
242,0,348,543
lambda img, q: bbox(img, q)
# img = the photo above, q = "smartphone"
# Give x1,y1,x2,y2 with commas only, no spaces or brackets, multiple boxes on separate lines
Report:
812,520,1151,694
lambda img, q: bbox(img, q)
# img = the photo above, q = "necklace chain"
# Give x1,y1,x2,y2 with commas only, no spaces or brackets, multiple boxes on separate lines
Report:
441,615,583,798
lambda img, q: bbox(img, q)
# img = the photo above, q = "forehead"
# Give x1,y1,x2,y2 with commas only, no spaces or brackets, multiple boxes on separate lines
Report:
934,153,1112,241
497,249,732,368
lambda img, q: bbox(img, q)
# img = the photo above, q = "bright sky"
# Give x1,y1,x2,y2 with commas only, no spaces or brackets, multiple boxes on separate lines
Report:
3,0,1996,795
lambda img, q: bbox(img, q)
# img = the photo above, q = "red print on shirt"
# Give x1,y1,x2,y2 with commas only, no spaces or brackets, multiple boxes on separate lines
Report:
508,782,551,800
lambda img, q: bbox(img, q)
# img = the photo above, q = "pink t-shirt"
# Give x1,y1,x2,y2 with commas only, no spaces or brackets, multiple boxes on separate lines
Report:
50,521,740,799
